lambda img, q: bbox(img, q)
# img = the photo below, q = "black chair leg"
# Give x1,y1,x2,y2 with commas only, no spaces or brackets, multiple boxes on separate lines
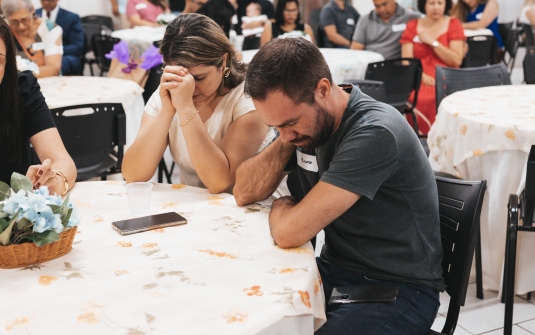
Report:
504,195,519,335
476,232,484,299
528,292,532,300
158,159,165,183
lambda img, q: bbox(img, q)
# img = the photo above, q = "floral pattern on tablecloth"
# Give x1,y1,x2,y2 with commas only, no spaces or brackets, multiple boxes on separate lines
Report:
1,182,325,334
428,85,535,177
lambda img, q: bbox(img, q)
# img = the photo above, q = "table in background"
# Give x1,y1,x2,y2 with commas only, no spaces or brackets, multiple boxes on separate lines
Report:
0,181,326,334
241,49,385,84
38,76,145,150
464,28,494,38
428,85,535,295
111,26,167,55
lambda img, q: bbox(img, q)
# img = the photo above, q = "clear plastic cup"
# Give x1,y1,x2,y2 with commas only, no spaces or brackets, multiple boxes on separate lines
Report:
125,182,153,216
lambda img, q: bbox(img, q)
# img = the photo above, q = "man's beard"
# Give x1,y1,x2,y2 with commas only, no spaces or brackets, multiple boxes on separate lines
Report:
290,104,335,151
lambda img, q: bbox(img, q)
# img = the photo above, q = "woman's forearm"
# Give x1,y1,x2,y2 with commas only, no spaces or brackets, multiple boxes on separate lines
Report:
49,157,77,195
122,112,174,182
434,42,463,67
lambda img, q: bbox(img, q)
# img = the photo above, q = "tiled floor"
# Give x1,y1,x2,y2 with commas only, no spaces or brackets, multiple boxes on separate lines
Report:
430,283,535,334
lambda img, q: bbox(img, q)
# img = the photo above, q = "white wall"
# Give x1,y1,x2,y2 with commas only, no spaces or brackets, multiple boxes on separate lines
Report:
31,0,113,17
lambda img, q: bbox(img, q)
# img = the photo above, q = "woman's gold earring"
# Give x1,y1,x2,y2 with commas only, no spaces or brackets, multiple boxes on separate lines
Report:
223,67,231,78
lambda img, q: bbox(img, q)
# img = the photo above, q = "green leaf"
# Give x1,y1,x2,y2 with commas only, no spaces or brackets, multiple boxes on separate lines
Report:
0,213,18,246
0,218,9,233
0,182,10,201
31,230,60,247
0,210,8,219
10,173,32,193
49,205,62,215
61,208,73,228
15,218,32,231
60,194,70,213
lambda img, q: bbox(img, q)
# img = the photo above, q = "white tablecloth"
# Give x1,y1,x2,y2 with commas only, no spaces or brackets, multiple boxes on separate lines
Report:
428,85,535,294
464,28,494,38
38,76,145,150
0,181,325,334
241,48,385,85
111,26,167,56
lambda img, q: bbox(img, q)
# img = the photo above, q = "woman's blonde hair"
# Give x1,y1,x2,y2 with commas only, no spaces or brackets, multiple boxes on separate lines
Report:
159,13,246,96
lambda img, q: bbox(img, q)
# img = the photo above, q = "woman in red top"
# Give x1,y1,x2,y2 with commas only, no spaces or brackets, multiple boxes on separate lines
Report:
400,0,465,135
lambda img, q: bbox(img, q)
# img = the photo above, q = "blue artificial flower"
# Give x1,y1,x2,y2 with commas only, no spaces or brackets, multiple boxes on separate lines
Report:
67,205,80,227
32,205,63,234
34,186,49,197
3,189,27,217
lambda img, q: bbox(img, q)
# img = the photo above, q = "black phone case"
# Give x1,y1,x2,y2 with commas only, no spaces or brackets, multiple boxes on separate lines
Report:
112,212,187,235
329,283,398,305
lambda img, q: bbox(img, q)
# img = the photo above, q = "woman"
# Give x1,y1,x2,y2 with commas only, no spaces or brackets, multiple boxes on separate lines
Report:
260,0,314,46
126,0,170,27
122,14,275,194
520,0,535,26
452,0,503,48
0,18,76,195
1,0,62,78
400,0,465,135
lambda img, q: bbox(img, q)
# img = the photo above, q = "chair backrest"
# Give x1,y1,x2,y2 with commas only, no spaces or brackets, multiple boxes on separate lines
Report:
81,15,114,31
524,47,535,84
523,145,535,226
242,35,260,51
93,35,121,72
436,176,486,335
435,64,511,110
365,58,422,105
347,79,388,103
143,66,163,103
50,103,126,178
462,35,498,68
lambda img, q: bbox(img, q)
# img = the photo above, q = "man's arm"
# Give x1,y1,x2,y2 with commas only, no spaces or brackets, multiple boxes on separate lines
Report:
233,137,295,206
323,25,351,47
350,41,365,50
269,181,360,248
62,16,84,57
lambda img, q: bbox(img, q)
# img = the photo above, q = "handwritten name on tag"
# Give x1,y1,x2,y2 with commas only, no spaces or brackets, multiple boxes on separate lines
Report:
392,23,406,32
297,151,319,173
347,18,355,26
135,3,148,10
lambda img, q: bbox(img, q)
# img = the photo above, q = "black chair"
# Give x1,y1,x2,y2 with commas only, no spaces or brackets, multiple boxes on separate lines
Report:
51,103,126,181
93,35,121,76
242,35,260,51
308,8,323,47
462,35,499,68
435,64,511,112
521,24,535,47
427,177,487,335
502,145,535,335
143,66,163,103
365,58,422,134
347,79,387,102
524,46,535,84
81,15,114,31
498,23,522,73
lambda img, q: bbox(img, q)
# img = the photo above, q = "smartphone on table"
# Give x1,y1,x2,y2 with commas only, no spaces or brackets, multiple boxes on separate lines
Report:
112,212,187,235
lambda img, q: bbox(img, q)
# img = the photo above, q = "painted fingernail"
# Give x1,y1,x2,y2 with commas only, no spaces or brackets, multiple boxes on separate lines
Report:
35,182,41,188
38,170,43,175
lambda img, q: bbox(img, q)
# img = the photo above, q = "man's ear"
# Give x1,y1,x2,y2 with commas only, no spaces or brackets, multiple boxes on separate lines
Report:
315,78,332,100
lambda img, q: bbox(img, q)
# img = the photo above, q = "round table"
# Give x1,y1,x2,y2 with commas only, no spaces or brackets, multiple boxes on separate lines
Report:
38,76,145,150
463,28,494,38
241,48,385,84
428,85,535,294
0,181,326,334
111,26,167,55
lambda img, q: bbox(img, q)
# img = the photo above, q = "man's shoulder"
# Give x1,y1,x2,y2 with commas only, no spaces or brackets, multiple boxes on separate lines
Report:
57,7,81,22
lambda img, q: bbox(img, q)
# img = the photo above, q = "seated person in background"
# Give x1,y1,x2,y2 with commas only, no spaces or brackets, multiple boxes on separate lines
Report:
452,0,503,48
126,0,170,27
182,0,209,14
35,0,83,75
122,14,275,194
260,0,314,46
110,0,130,30
2,0,63,78
400,0,464,135
236,0,274,35
0,18,76,194
398,0,419,12
241,2,268,37
320,0,360,48
350,0,420,60
520,0,535,26
233,37,445,334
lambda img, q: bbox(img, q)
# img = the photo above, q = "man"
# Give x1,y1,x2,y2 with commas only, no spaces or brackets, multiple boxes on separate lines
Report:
234,38,444,334
319,0,359,48
350,0,420,60
36,0,83,75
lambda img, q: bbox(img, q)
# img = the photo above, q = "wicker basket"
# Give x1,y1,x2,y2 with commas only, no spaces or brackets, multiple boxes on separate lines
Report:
0,227,77,269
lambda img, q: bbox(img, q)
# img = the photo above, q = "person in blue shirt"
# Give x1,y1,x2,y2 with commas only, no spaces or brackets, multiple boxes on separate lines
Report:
453,0,503,48
36,0,84,75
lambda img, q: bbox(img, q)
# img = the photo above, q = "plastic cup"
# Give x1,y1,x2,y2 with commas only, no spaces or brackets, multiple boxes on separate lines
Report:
125,182,153,216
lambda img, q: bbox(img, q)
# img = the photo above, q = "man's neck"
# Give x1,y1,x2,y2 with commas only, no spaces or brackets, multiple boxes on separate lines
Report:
329,84,352,135
334,0,346,10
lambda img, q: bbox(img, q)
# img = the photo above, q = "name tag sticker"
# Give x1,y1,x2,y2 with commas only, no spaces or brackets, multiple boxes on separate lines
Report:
135,3,148,10
476,13,483,20
412,35,422,44
392,23,406,32
32,42,45,51
297,151,319,173
346,18,355,25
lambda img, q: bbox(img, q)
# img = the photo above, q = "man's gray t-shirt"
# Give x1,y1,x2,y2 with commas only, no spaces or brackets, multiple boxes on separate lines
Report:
352,4,420,60
288,85,445,291
320,0,360,48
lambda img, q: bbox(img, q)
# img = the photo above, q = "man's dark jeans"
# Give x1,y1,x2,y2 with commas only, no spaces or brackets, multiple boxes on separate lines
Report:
315,258,440,335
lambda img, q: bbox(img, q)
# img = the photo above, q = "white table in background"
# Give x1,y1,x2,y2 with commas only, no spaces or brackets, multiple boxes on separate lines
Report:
38,76,145,150
464,28,494,38
0,181,326,334
428,85,535,295
241,48,385,84
111,26,167,56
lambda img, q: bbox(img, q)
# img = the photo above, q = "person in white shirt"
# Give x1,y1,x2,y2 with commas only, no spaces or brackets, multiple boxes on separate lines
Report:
520,0,535,26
